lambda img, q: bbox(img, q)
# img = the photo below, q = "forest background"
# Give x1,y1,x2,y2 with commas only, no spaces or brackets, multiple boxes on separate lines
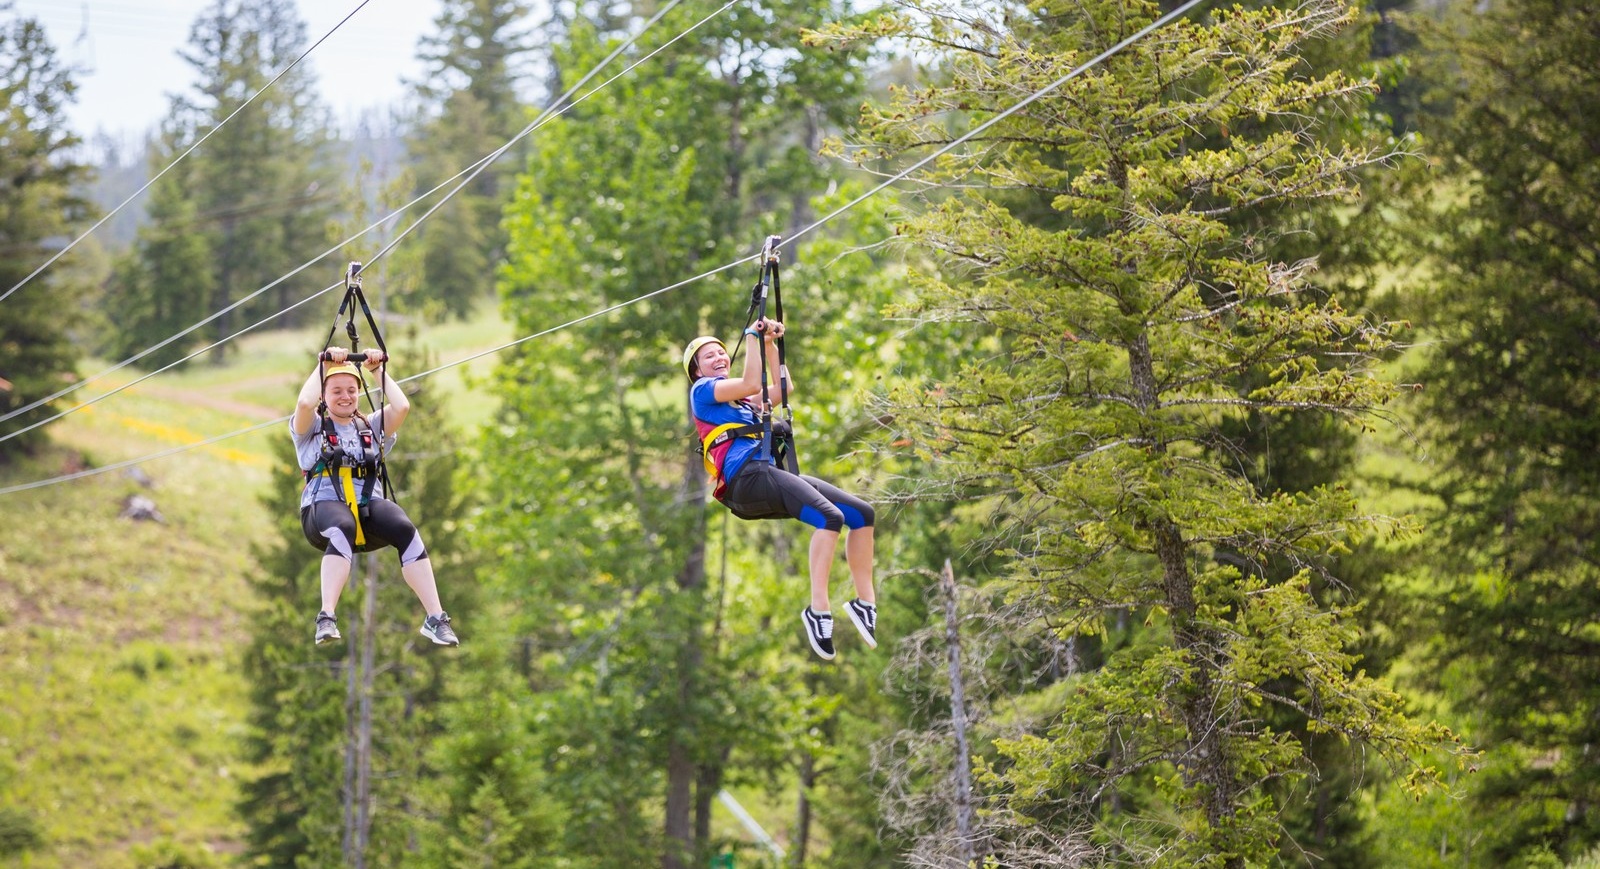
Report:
2,0,1597,867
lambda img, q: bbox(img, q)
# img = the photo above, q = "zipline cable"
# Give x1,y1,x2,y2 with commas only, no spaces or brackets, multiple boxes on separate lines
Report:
0,0,716,435
0,252,761,497
0,0,376,306
0,0,1207,496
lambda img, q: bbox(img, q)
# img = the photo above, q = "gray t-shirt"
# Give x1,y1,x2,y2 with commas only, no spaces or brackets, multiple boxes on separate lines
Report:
292,414,398,509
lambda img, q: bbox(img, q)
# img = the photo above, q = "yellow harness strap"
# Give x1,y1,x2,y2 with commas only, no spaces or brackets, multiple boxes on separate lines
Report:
334,467,366,546
700,422,756,483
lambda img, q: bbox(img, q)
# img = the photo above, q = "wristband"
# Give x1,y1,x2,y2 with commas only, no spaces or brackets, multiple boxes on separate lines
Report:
744,327,760,337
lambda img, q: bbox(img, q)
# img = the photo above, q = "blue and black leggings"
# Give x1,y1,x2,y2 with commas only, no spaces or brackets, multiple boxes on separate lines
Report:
721,460,874,532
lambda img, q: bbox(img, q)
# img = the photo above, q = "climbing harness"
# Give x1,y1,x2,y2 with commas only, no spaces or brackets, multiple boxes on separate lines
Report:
305,262,395,549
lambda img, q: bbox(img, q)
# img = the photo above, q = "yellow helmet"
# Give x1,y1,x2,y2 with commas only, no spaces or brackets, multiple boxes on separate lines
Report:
323,362,363,383
682,336,726,379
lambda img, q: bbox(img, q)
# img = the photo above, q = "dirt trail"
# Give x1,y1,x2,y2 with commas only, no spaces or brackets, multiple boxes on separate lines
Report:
135,372,297,421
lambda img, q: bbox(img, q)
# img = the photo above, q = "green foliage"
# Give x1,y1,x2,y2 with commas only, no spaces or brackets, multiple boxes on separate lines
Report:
814,0,1466,864
128,839,222,869
474,2,890,863
104,149,213,371
0,11,92,459
1398,1,1600,862
419,665,576,869
403,0,536,318
0,806,44,853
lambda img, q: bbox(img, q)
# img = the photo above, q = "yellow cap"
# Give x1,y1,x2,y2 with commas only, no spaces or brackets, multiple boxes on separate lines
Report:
682,336,726,378
323,362,362,382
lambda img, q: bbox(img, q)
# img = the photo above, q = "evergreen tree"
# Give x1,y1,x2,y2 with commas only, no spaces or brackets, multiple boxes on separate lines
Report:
813,0,1464,864
404,0,535,319
1405,0,1600,862
106,0,339,366
0,8,93,459
104,135,213,370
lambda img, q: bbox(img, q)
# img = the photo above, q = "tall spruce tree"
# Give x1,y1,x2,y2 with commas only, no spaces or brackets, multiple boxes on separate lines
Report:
0,8,92,459
104,133,213,370
403,0,535,319
106,0,338,366
812,0,1464,864
1406,0,1600,862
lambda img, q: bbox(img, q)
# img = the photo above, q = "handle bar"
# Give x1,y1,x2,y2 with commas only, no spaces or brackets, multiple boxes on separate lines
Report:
320,350,387,364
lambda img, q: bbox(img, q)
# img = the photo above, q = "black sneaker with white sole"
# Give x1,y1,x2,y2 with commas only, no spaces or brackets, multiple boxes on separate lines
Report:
315,611,341,645
845,598,877,649
420,612,460,646
801,607,836,660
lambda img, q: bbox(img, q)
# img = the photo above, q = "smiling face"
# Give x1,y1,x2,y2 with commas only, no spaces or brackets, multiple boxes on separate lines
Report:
323,373,362,420
693,341,730,379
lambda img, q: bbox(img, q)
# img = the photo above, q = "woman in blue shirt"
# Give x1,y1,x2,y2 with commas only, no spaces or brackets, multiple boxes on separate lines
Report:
685,319,877,660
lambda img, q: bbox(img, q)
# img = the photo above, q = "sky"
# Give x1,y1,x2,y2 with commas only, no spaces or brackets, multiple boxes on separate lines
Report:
12,0,445,140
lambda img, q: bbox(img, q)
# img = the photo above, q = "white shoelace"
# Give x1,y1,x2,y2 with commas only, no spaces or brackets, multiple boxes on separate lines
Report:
815,612,833,639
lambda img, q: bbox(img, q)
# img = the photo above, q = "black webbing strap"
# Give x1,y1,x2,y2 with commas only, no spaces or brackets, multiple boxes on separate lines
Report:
767,241,797,474
707,420,766,451
741,235,799,474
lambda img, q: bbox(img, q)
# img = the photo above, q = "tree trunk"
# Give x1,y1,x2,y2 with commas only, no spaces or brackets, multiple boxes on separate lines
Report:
791,749,815,868
695,752,727,854
664,741,694,869
665,441,710,869
1129,331,1240,868
354,552,378,865
942,560,978,866
341,593,358,864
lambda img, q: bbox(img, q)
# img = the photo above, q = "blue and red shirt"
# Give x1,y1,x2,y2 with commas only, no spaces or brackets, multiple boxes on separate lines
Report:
691,376,769,497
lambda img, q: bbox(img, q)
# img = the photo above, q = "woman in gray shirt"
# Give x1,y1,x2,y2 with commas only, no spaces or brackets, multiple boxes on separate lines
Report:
290,347,458,647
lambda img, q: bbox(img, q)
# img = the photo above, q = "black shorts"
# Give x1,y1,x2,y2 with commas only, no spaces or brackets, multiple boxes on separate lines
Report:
721,460,874,532
300,498,428,563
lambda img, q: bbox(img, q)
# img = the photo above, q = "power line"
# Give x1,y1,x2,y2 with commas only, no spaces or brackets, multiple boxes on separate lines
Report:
0,0,710,430
0,0,1210,497
0,0,376,306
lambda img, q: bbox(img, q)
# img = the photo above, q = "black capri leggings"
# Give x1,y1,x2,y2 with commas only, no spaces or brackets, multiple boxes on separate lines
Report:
300,498,429,565
721,460,875,532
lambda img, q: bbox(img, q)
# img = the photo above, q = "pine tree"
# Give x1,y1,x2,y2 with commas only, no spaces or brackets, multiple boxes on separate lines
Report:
106,0,339,366
812,0,1465,864
403,0,535,319
0,10,93,458
104,136,213,370
1405,0,1600,862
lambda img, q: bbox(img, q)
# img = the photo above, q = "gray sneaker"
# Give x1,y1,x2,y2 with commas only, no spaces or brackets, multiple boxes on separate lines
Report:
420,612,459,646
315,611,341,645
